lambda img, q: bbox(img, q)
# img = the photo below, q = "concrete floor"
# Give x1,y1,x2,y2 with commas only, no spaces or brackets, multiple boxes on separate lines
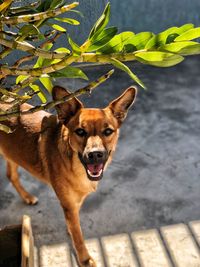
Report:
0,56,200,251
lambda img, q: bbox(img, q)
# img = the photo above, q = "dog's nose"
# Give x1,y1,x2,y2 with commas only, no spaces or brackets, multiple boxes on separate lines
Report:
88,151,104,162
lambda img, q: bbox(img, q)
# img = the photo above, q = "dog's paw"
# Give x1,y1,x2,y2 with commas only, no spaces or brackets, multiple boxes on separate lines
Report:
80,257,97,267
24,194,38,205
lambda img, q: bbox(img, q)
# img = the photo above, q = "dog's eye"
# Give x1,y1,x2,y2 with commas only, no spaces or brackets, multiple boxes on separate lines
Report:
103,128,114,137
75,128,87,137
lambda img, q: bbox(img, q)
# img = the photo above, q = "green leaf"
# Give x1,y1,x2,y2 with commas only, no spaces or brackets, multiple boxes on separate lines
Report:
51,47,70,63
16,75,29,84
29,83,47,103
166,33,179,44
55,47,70,53
68,9,84,18
160,41,200,54
19,24,40,36
39,75,53,93
9,4,37,15
44,58,61,65
36,0,49,12
145,35,157,49
135,51,184,67
89,3,110,38
50,0,65,9
178,23,194,34
34,57,45,68
0,124,13,134
0,0,12,13
98,31,135,54
110,58,146,89
156,27,180,46
87,27,118,52
44,0,52,10
49,23,66,32
145,25,193,49
166,24,195,43
33,43,56,69
38,44,53,63
68,36,81,55
43,43,54,51
125,32,153,50
175,27,200,41
49,66,88,80
176,43,200,56
38,47,71,66
55,17,80,25
33,43,54,68
37,0,64,12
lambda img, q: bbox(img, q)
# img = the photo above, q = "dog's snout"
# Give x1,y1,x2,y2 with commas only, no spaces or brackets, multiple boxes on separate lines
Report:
88,151,104,162
83,136,108,164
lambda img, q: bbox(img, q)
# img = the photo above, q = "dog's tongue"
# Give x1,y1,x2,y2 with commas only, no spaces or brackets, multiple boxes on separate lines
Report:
87,163,103,173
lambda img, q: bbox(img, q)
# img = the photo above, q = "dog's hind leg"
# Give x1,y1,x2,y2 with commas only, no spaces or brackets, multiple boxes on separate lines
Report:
6,160,38,205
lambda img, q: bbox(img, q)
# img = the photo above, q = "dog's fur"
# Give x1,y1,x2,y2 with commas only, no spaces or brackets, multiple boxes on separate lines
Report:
0,86,136,267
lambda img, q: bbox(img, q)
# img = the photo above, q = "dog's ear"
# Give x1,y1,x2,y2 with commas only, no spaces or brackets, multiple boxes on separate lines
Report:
52,86,83,124
108,86,137,125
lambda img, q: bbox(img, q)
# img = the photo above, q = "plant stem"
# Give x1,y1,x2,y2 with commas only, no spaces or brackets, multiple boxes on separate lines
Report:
0,88,31,100
1,2,79,25
0,3,78,60
0,37,69,59
0,50,147,77
0,69,114,121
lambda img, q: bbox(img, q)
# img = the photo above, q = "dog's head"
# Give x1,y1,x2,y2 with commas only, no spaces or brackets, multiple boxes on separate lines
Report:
52,86,137,181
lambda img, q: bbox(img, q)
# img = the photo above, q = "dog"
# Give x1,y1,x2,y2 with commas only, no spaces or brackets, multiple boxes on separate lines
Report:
0,85,137,266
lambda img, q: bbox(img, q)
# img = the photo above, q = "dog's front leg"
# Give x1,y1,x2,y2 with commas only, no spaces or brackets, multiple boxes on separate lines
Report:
51,176,96,266
62,205,96,267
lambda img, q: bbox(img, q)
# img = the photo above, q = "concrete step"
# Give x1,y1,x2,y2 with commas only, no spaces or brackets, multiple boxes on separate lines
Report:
34,220,200,267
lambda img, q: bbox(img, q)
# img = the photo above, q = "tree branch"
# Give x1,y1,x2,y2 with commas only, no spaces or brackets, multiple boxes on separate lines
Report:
1,32,63,88
0,38,69,59
12,32,62,68
1,2,79,25
0,69,114,121
13,55,35,68
0,3,71,59
13,77,37,93
0,87,31,100
0,50,145,77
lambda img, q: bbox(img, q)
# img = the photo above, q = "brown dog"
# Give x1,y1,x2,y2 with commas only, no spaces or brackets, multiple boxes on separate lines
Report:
0,85,137,266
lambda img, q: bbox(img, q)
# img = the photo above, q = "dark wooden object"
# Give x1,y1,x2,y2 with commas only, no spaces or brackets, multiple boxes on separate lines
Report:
0,215,34,267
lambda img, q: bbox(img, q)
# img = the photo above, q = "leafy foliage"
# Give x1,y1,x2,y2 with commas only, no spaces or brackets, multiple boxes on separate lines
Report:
0,0,200,132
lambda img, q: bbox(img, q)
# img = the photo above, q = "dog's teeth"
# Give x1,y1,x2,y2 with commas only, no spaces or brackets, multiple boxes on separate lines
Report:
87,169,102,177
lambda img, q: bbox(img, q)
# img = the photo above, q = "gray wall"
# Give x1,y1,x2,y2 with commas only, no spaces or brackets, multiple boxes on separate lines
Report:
110,0,200,32
69,0,200,43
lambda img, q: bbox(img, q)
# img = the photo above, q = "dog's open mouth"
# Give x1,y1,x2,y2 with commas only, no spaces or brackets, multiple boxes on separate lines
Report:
86,163,104,181
78,153,105,181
